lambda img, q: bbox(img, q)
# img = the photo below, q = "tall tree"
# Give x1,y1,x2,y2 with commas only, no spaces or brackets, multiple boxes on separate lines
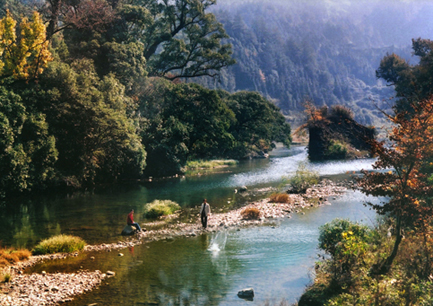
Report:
0,85,58,197
358,97,433,274
113,0,235,80
377,38,433,113
224,91,291,158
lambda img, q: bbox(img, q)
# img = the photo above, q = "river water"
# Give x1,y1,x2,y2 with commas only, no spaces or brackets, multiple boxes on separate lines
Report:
3,146,382,305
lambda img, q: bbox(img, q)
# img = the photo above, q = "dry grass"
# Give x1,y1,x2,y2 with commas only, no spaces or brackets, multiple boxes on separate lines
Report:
241,207,261,220
0,248,31,268
269,193,291,203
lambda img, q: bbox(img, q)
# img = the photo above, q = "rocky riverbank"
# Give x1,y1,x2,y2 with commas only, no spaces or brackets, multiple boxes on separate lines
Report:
0,179,349,306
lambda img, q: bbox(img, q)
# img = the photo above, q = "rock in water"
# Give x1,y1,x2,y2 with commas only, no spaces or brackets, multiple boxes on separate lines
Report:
237,288,254,300
121,225,137,235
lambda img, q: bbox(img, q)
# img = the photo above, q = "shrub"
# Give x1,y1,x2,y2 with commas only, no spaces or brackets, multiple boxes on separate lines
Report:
143,200,181,219
325,139,348,159
318,219,370,257
269,193,291,203
329,105,354,121
32,235,86,255
241,207,261,220
286,163,319,193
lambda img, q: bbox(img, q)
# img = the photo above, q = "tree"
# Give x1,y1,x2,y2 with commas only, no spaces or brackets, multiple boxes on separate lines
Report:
0,85,58,197
358,97,433,274
0,10,53,79
34,60,146,186
139,79,235,176
376,38,433,113
44,0,117,39
113,0,235,80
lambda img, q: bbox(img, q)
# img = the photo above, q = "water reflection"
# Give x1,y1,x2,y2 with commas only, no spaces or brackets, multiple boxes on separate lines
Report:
0,146,376,251
29,190,380,306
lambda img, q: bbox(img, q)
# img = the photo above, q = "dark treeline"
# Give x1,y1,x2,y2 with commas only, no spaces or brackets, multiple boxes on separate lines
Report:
0,0,291,197
191,0,433,126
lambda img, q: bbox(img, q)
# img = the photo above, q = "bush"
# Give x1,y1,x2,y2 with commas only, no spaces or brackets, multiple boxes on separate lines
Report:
269,193,291,203
32,235,86,255
241,207,261,220
286,163,319,193
143,200,181,219
325,139,348,159
329,105,354,121
318,219,370,257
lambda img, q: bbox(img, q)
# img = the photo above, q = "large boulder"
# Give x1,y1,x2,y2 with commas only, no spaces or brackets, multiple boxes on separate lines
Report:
237,288,254,300
121,225,137,235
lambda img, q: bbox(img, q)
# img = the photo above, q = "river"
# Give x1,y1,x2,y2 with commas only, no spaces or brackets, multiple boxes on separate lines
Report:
3,146,382,305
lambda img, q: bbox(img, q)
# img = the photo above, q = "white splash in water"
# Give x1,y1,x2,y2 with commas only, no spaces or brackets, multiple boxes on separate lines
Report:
207,231,228,255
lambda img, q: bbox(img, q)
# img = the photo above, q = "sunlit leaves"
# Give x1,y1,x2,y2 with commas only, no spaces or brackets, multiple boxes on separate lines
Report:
358,97,433,273
0,10,53,79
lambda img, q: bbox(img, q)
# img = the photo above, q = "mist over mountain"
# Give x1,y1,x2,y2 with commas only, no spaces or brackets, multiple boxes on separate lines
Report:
193,0,433,126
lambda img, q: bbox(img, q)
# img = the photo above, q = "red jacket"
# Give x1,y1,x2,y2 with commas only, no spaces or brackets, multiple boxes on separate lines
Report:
127,212,134,225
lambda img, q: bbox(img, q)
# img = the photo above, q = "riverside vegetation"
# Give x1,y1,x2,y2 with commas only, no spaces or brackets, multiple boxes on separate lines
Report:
298,39,433,304
0,0,291,198
3,0,433,305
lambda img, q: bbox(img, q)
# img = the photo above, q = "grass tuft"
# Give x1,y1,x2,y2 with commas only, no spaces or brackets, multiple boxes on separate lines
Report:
143,200,181,219
241,207,261,220
269,193,291,203
184,159,238,170
32,235,86,255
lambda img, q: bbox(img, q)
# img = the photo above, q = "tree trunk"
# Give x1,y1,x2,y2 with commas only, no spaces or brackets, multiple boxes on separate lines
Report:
46,0,61,40
379,215,403,274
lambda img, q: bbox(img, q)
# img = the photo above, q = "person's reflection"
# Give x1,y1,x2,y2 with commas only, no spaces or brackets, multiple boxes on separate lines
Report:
200,234,209,250
128,246,135,256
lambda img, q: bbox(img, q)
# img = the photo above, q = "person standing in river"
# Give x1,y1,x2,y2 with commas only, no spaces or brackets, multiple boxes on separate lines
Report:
200,199,211,228
127,209,142,232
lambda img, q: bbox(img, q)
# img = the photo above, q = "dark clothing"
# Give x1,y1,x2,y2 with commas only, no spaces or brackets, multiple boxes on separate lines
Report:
201,214,208,228
200,202,211,228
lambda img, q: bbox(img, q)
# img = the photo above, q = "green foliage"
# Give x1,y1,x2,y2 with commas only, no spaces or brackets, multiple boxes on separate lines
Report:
36,60,146,186
286,163,319,193
224,91,292,158
376,38,433,113
325,139,348,160
139,80,291,177
0,85,58,197
32,234,86,255
301,215,433,305
143,200,181,219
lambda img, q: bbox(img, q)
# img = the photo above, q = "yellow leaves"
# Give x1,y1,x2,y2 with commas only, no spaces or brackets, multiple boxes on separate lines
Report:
0,10,52,79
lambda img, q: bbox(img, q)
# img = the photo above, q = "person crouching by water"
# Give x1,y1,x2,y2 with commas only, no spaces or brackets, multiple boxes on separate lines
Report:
127,209,142,232
200,199,211,228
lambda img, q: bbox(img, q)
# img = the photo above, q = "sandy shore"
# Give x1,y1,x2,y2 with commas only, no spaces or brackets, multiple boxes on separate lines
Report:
0,179,349,306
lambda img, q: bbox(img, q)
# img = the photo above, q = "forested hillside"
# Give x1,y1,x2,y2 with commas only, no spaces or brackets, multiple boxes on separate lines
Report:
192,0,433,126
